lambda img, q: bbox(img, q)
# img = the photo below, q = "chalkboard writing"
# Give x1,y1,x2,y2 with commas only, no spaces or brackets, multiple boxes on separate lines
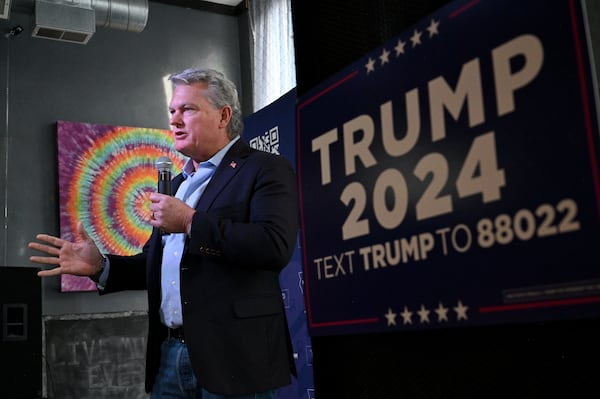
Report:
44,312,148,399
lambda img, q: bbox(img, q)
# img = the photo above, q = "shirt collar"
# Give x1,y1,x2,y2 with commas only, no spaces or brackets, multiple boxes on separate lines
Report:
181,136,240,179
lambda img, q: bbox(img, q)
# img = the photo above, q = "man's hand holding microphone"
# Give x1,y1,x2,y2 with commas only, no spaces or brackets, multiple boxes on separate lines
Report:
149,156,196,235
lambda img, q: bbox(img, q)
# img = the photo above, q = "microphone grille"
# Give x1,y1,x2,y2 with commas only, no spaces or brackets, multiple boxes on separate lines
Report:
156,156,173,172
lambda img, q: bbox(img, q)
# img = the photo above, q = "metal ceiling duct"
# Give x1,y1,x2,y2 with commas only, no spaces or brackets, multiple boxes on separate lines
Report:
32,0,96,44
32,0,148,44
92,0,148,33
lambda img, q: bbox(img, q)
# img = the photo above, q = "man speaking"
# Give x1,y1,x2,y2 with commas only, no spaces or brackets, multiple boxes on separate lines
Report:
29,68,299,399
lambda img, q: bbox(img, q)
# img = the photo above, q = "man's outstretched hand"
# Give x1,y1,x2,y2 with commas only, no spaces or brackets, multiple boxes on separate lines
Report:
28,221,103,277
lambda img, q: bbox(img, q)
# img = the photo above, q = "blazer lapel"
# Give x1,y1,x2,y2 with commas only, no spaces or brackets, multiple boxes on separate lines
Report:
195,139,250,211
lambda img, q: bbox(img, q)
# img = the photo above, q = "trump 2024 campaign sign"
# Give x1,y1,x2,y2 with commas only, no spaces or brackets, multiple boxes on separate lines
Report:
297,0,600,336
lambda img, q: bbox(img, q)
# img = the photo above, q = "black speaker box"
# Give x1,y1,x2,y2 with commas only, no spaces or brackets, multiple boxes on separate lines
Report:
0,266,42,399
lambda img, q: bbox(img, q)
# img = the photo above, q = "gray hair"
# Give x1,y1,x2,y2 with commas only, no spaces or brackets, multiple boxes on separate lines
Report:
168,68,243,139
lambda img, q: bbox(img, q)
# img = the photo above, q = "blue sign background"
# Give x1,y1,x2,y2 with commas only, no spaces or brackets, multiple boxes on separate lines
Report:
297,0,600,336
243,89,315,399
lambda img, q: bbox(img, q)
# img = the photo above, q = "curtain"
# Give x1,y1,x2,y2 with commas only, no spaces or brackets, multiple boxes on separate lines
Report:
249,0,296,112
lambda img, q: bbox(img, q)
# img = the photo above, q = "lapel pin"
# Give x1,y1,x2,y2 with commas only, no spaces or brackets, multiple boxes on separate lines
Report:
229,161,237,169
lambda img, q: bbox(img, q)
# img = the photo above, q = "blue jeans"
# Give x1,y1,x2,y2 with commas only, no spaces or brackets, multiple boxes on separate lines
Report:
150,337,277,399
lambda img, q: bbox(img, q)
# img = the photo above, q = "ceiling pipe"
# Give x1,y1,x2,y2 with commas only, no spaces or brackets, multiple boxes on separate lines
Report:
91,0,148,33
32,0,148,43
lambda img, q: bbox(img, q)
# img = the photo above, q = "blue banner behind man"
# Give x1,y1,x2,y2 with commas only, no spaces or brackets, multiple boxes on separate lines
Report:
297,0,600,336
243,89,315,399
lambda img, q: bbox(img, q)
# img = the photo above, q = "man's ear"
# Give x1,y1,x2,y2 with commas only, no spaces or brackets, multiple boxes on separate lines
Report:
220,105,232,127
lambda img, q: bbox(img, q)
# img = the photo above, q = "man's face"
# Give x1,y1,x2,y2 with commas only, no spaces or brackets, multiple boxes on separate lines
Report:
168,82,231,163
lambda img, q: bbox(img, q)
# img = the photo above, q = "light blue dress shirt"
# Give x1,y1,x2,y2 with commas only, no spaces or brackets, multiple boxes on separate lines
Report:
160,136,239,328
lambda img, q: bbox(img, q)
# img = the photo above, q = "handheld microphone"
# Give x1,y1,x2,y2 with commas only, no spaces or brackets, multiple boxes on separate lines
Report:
156,156,173,195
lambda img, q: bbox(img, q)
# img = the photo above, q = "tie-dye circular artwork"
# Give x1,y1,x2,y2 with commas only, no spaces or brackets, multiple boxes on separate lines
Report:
57,120,186,292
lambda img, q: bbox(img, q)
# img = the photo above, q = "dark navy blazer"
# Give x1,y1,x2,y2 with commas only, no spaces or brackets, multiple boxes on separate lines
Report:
101,138,299,395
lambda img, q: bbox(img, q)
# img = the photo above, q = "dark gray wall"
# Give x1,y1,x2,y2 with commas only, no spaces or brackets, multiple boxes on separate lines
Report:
0,1,251,315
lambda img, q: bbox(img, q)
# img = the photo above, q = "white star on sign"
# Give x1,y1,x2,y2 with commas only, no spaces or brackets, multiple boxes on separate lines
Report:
400,306,413,325
384,307,397,326
410,29,422,47
379,48,390,65
427,19,440,38
435,302,449,322
394,39,406,56
417,304,431,323
454,300,469,321
365,57,376,74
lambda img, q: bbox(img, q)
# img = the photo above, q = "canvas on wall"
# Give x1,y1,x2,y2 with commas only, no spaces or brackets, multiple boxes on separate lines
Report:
57,121,185,292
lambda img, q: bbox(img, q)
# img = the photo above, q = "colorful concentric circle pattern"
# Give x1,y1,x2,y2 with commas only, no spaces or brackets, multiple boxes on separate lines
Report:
57,120,186,292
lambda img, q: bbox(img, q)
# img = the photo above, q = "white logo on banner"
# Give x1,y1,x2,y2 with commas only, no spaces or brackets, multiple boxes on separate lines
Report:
249,126,280,154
